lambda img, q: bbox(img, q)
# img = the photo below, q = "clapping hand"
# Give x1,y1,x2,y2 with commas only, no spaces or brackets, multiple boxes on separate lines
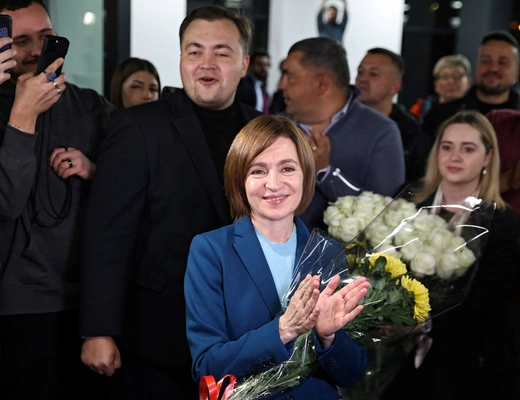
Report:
278,274,321,344
315,276,369,348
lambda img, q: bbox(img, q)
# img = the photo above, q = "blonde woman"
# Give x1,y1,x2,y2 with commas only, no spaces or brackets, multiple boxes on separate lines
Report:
383,110,520,400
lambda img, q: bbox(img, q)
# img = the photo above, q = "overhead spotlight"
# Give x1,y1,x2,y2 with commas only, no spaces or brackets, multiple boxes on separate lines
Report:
430,2,440,12
83,11,96,26
450,1,463,9
449,17,461,29
404,4,411,12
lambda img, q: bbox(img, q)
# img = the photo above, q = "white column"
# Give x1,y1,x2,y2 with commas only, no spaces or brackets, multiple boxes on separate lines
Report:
130,0,186,88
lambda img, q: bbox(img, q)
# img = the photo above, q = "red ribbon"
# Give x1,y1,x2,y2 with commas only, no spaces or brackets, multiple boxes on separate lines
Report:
199,374,237,400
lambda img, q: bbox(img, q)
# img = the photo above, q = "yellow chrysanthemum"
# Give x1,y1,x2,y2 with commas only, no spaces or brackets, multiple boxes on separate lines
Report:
400,275,431,322
369,253,407,279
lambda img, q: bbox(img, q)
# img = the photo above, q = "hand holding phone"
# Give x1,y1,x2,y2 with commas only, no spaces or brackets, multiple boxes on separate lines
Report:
36,35,70,77
0,14,16,82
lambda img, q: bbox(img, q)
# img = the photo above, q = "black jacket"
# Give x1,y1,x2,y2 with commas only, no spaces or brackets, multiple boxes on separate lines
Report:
390,103,432,183
422,85,520,137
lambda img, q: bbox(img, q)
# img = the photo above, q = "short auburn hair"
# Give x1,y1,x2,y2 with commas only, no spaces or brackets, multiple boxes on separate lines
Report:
224,115,316,220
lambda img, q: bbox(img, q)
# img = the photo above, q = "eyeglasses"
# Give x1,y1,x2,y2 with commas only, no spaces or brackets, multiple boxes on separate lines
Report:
437,72,467,81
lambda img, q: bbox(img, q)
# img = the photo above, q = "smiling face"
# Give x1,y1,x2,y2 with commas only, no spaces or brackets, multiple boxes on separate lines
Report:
121,70,159,108
475,40,520,97
2,2,56,80
180,18,249,110
438,123,492,191
434,65,471,103
246,136,303,230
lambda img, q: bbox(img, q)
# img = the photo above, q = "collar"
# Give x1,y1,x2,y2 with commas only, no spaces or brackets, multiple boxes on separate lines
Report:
298,84,358,136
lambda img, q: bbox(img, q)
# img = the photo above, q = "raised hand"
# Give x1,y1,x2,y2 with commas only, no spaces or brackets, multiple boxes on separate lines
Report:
9,57,66,133
315,276,369,348
307,125,331,171
279,274,321,344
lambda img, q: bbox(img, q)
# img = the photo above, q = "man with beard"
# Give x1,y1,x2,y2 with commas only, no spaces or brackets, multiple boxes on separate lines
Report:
423,31,520,136
0,1,115,399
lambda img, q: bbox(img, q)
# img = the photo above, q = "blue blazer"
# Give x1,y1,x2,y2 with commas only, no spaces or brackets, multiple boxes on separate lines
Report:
185,216,368,399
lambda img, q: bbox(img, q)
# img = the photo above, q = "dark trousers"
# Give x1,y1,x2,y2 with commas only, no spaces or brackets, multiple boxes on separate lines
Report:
0,310,125,400
124,351,198,400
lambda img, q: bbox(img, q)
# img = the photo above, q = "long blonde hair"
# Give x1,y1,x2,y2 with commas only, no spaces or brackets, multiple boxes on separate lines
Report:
416,110,506,209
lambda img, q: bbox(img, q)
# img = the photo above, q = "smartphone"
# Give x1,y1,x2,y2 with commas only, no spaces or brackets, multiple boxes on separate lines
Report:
0,14,12,53
161,86,178,98
35,35,70,76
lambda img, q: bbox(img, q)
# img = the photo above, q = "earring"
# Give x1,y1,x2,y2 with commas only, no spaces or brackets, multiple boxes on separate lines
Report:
482,167,487,175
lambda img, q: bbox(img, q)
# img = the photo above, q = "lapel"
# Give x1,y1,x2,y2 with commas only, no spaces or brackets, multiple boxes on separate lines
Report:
170,91,230,224
232,216,311,318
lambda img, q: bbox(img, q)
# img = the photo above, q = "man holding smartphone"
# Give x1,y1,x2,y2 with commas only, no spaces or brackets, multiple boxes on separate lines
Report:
79,5,261,400
0,1,115,399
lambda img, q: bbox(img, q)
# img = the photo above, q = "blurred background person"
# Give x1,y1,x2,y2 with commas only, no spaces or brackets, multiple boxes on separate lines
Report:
356,47,432,183
110,57,161,108
317,0,347,43
236,49,271,114
409,54,472,123
487,108,520,215
270,58,286,115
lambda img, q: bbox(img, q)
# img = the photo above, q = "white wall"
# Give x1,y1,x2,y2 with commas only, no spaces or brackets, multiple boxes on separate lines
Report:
129,0,404,92
268,0,404,94
130,0,186,88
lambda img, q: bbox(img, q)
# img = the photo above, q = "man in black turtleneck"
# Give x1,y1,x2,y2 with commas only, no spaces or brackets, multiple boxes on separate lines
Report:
79,5,261,400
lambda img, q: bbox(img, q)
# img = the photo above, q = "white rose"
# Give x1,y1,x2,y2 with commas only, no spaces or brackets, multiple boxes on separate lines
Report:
400,238,424,262
456,246,476,270
383,209,406,228
336,196,357,215
394,225,415,246
324,206,343,227
398,200,419,218
410,252,436,277
428,228,454,251
446,236,466,252
333,217,362,243
435,253,460,280
366,222,393,247
430,214,448,229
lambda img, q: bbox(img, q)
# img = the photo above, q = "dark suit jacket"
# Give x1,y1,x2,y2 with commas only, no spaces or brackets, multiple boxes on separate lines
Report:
236,73,263,111
79,90,260,368
185,216,368,399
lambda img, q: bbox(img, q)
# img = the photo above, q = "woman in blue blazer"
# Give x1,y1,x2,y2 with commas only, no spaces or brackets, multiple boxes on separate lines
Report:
185,115,369,399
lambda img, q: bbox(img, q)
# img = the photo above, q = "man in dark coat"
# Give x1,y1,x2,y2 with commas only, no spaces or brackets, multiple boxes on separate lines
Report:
79,5,261,400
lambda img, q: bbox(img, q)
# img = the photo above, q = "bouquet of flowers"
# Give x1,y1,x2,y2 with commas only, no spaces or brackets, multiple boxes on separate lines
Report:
323,186,495,399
